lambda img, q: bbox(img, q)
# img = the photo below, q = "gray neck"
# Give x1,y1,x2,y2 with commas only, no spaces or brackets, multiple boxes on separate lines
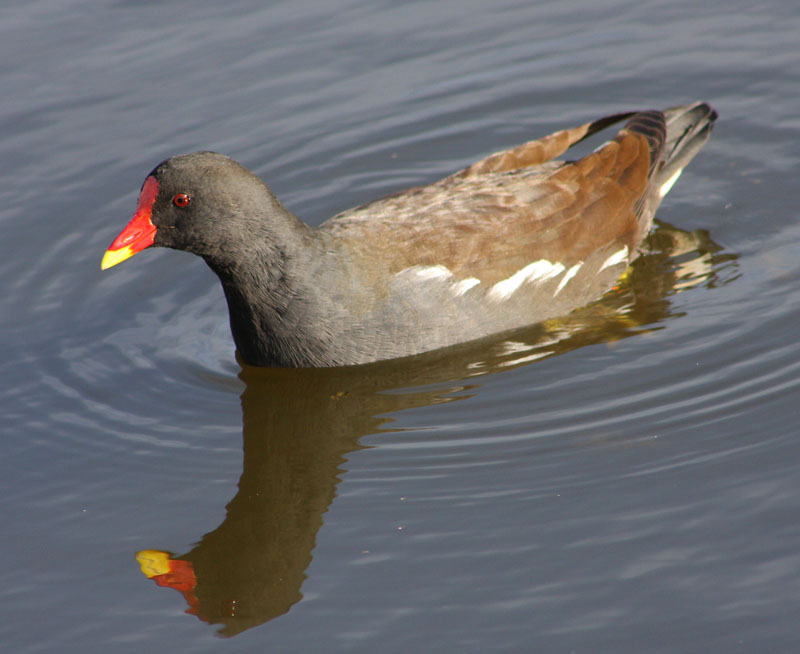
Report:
204,217,344,367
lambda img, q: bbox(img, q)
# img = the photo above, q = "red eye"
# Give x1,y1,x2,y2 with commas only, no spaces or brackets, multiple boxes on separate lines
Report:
172,193,190,207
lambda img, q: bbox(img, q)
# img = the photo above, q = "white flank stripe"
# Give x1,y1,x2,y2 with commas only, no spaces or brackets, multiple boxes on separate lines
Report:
411,264,452,281
488,259,565,301
453,277,480,296
398,266,481,298
599,246,629,272
659,169,683,197
553,262,583,297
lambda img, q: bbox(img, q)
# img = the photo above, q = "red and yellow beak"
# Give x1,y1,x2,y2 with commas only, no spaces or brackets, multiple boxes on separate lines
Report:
101,176,160,270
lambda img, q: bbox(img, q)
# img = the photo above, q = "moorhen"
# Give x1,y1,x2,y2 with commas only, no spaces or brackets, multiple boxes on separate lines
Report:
102,102,717,367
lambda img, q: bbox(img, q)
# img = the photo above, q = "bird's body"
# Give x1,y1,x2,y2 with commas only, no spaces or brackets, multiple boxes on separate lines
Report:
103,102,717,367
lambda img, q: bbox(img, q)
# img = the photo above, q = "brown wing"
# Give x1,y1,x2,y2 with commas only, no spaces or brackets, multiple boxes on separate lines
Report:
320,111,661,286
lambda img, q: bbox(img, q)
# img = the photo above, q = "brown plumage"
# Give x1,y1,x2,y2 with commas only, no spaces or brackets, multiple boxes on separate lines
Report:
324,108,683,282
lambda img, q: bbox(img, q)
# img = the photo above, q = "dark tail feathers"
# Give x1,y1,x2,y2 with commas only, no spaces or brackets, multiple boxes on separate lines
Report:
656,102,718,193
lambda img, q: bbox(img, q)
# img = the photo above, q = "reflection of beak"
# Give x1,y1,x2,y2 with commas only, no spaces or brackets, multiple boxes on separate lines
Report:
136,550,201,617
135,549,172,578
101,176,159,270
135,549,197,593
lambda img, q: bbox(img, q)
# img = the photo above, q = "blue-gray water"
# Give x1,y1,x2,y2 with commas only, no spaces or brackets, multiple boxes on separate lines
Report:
2,0,799,652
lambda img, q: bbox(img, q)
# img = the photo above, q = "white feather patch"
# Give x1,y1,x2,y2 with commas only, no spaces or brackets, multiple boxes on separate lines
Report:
410,265,452,281
599,246,629,272
659,169,683,197
488,259,565,301
398,265,481,298
453,277,480,296
553,262,583,296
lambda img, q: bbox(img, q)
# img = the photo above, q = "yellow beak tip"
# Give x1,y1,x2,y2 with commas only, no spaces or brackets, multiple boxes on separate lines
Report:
101,246,135,270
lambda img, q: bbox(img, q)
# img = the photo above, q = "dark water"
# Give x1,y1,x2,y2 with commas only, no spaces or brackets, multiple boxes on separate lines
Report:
2,0,800,651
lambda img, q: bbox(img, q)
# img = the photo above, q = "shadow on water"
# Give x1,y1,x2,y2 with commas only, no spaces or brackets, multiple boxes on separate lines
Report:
133,221,737,637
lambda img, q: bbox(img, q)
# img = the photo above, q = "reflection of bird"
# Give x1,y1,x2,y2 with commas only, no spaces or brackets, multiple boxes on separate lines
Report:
103,103,716,367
